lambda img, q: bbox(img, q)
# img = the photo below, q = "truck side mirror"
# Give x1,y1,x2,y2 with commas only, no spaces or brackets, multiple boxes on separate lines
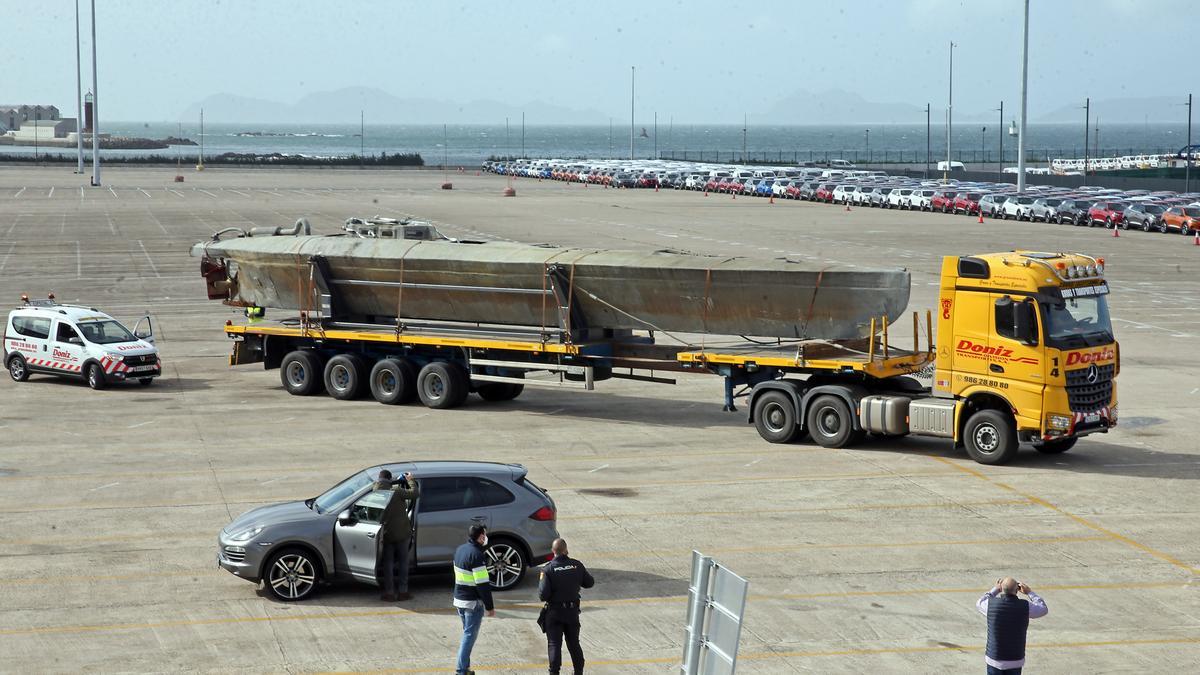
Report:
1015,301,1038,346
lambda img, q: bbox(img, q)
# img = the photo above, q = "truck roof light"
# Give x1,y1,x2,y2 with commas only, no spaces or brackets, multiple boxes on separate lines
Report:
1055,262,1066,270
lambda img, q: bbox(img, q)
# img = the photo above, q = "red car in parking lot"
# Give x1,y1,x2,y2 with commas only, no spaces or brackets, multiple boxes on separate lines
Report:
815,184,836,202
931,191,959,213
952,192,984,215
1088,201,1127,227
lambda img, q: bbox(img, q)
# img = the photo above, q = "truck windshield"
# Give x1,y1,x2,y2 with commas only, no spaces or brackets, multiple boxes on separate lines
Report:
1041,295,1113,348
313,471,374,514
77,319,136,345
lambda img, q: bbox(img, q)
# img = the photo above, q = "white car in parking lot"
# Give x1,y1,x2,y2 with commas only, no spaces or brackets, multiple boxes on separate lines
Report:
832,185,858,204
908,189,937,210
885,188,913,208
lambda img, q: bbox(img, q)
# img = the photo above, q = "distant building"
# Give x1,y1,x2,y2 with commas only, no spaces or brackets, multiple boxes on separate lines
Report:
0,105,61,132
10,118,77,140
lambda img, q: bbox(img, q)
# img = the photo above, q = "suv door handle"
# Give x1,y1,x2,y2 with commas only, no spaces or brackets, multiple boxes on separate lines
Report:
989,364,1005,373
470,516,487,522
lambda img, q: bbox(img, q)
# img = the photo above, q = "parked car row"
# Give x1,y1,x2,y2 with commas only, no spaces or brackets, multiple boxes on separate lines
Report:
481,159,1200,235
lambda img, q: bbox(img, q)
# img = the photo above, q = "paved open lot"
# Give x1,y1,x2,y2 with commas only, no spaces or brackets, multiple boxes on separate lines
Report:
1,166,1198,673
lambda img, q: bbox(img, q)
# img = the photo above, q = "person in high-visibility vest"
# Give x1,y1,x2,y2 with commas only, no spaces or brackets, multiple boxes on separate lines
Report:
245,306,265,324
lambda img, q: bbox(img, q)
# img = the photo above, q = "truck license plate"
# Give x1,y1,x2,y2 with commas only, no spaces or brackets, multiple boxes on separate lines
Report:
1083,413,1101,424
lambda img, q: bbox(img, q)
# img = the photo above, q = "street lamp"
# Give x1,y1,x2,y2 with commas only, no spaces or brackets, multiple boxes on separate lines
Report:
981,127,987,164
995,102,1004,175
946,41,955,181
864,128,870,166
33,105,39,163
1016,0,1030,192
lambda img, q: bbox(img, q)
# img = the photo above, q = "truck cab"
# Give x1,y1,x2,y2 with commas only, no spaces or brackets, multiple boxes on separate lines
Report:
935,251,1117,463
4,295,160,390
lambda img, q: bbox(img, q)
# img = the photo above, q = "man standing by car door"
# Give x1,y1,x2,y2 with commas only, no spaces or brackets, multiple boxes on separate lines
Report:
375,469,419,602
539,538,594,675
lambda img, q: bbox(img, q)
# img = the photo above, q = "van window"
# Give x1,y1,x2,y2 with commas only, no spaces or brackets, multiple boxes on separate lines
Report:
12,316,51,340
56,322,80,343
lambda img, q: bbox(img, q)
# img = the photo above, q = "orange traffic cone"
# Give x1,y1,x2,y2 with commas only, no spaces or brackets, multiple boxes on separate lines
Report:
977,212,984,224
1193,231,1199,246
1112,223,1120,237
655,184,659,193
704,190,709,197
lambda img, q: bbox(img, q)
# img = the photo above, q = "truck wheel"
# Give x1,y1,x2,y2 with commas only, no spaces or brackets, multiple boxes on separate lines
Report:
1033,437,1077,454
417,361,469,409
753,391,802,443
324,354,368,400
369,358,417,405
86,363,107,390
7,354,29,382
280,350,324,396
806,395,862,448
963,409,1018,464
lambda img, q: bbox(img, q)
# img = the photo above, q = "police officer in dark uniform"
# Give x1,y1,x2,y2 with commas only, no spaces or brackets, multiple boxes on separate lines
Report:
538,538,594,675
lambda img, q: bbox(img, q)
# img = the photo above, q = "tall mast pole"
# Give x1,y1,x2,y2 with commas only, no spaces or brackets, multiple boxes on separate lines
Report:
74,0,84,174
630,66,635,160
946,41,954,181
1016,0,1030,192
89,0,100,186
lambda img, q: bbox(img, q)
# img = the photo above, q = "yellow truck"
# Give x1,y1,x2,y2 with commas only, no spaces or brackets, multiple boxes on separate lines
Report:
218,250,1116,465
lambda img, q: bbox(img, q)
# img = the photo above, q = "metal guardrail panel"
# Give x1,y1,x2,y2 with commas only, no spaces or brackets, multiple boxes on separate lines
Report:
681,551,749,675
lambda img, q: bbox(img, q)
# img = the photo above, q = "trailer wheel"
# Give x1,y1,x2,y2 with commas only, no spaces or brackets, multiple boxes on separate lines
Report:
369,358,417,405
806,395,862,448
324,354,368,400
963,409,1018,464
280,350,324,396
417,361,469,409
1033,437,1077,454
753,391,802,443
477,380,524,402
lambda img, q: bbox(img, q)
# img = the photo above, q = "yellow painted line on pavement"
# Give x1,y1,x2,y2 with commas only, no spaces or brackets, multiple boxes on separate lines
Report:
0,581,1191,637
932,456,1200,575
338,635,1200,673
558,497,1033,521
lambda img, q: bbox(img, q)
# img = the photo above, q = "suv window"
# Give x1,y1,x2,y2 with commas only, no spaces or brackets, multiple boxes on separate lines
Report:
350,490,392,524
418,476,515,513
12,316,51,340
56,322,79,343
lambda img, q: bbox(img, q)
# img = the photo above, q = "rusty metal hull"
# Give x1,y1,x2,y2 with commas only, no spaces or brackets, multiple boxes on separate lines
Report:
191,235,910,339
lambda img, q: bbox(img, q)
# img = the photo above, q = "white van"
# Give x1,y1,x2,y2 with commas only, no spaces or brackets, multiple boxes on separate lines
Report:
937,160,966,172
4,295,160,389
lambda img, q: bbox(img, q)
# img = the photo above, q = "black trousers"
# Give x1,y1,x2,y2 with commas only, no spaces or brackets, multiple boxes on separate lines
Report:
378,539,411,595
546,608,584,674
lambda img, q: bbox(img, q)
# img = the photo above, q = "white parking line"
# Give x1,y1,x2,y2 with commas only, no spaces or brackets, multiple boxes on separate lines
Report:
588,464,610,473
197,189,218,198
75,241,82,278
226,188,251,198
47,187,54,198
13,187,25,198
89,482,120,492
138,240,161,278
259,476,288,485
138,188,152,199
108,186,118,199
5,214,20,237
0,242,15,274
127,421,154,429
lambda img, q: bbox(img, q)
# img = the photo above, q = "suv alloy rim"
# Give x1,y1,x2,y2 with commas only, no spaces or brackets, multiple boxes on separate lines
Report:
485,543,523,589
269,553,315,599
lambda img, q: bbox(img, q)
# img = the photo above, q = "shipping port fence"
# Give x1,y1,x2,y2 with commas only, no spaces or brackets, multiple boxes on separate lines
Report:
656,148,1178,166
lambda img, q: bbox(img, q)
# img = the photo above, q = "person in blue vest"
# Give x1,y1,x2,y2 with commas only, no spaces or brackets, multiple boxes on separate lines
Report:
452,524,495,675
976,577,1048,674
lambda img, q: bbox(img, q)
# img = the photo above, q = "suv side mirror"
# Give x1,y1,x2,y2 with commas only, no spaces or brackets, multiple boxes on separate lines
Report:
337,509,357,527
68,336,82,345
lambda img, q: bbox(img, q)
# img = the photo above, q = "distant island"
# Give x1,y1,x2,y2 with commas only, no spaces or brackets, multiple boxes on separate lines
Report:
0,135,197,150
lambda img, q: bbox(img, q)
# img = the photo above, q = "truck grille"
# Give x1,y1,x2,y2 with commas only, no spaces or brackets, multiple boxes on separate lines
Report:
123,354,157,366
222,546,246,563
1065,364,1114,412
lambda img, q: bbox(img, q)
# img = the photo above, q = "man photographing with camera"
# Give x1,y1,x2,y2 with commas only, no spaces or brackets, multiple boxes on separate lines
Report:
374,469,420,602
976,577,1048,674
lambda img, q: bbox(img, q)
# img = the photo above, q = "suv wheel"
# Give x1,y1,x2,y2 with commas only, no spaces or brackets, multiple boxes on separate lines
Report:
484,538,528,591
265,548,320,601
7,355,29,382
963,409,1018,465
87,363,107,390
1142,219,1153,232
1160,220,1170,234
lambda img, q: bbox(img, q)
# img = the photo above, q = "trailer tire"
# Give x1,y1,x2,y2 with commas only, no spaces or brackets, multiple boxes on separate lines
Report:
477,380,524,402
417,361,469,409
324,354,368,400
753,391,802,443
369,358,417,405
280,350,325,396
1033,437,1077,454
963,409,1018,464
805,395,862,448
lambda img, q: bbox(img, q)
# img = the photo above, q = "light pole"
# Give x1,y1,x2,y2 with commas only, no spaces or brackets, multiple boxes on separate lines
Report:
981,126,986,164
359,110,364,169
1016,0,1030,192
925,103,931,177
864,128,870,166
33,106,39,163
1185,93,1193,193
1082,97,1090,175
946,41,955,180
996,101,1004,174
89,0,100,186
742,113,747,163
608,117,612,158
521,111,525,159
74,0,84,173
630,66,635,160
653,111,657,159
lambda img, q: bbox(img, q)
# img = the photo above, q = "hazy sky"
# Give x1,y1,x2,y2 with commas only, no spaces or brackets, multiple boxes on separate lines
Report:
6,0,1195,122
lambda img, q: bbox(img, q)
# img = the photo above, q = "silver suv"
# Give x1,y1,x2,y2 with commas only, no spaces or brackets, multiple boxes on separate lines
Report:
217,461,558,601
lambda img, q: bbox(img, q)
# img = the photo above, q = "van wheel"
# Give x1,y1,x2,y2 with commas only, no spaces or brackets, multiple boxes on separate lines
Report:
324,354,368,400
417,361,469,409
369,358,417,404
806,395,863,448
963,409,1018,465
280,350,324,396
7,354,29,382
753,391,802,443
87,363,107,390
1033,437,1077,454
484,538,528,591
